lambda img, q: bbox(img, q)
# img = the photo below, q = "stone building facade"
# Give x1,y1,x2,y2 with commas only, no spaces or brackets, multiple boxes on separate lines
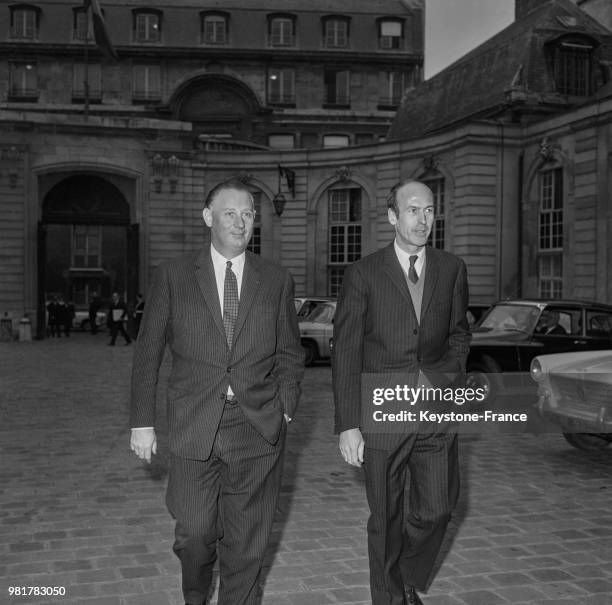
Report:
1,0,612,338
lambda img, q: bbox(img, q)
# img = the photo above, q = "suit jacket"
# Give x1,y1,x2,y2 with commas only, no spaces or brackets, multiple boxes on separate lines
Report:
332,243,471,450
130,247,304,461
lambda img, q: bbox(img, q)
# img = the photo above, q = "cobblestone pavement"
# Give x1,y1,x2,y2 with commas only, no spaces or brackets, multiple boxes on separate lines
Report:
1,336,612,605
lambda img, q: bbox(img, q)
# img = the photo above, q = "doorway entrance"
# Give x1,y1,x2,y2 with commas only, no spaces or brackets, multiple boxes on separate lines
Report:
38,174,138,337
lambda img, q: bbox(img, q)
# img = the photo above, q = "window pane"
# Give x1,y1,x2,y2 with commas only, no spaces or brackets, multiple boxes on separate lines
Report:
12,8,37,38
268,134,295,149
271,18,293,46
203,15,226,44
323,135,350,148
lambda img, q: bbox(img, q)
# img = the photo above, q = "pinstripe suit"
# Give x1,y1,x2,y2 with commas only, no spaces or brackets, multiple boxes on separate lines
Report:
333,243,470,604
131,246,304,605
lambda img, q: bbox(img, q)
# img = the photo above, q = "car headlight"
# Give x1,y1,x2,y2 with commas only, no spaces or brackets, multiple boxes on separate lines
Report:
530,358,543,382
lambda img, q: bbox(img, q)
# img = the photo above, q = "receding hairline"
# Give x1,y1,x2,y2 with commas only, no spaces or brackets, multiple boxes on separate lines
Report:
204,179,255,209
387,179,434,212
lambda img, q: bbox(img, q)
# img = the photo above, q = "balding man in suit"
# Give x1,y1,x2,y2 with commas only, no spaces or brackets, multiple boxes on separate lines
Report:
332,180,471,605
130,179,304,605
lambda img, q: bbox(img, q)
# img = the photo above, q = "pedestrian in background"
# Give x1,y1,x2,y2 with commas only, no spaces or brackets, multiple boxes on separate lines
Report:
88,292,102,335
332,180,471,605
46,297,60,338
62,299,75,337
130,179,304,605
107,291,131,346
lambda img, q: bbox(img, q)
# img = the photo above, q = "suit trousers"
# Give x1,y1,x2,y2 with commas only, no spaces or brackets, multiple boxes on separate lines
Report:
364,433,459,605
166,401,286,605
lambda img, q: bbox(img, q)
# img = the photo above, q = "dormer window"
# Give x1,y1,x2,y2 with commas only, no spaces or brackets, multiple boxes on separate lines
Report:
378,18,404,50
10,4,41,39
133,9,162,43
549,36,596,96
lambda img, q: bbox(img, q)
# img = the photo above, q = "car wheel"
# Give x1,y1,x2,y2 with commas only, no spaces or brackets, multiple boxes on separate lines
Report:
563,433,611,451
466,360,501,403
302,341,317,367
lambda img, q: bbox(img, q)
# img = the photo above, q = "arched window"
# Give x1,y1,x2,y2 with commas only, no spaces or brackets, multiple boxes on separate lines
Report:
537,167,563,298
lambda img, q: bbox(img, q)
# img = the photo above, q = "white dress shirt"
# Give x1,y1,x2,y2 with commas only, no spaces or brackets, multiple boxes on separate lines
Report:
394,240,425,280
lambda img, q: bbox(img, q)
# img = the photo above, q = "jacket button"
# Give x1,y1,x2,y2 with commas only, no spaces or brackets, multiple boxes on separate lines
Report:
413,329,418,335
226,367,231,373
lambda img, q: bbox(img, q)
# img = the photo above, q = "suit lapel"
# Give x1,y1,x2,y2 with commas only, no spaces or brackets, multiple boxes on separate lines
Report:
421,247,440,320
194,247,227,343
232,253,262,346
383,243,418,323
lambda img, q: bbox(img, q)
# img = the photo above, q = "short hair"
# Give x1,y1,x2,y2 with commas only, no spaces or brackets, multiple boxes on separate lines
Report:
204,178,254,209
386,179,431,216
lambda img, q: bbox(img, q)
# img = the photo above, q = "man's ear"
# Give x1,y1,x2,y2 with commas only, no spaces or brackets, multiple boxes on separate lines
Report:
388,207,398,226
203,207,213,228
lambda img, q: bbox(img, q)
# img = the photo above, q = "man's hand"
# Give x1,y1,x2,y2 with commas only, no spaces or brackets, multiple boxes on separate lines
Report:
130,428,157,463
339,428,364,467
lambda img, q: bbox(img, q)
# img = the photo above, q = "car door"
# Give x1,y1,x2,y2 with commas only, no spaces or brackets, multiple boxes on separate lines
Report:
584,308,612,351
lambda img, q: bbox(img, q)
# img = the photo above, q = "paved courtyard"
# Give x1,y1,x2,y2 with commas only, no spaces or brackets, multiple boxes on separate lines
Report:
1,335,612,605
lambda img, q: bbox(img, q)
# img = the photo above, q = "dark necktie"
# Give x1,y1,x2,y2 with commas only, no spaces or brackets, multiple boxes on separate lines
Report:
408,255,419,284
223,260,239,347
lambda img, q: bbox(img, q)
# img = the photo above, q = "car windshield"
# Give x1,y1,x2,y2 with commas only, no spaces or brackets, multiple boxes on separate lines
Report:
304,303,335,324
479,304,541,333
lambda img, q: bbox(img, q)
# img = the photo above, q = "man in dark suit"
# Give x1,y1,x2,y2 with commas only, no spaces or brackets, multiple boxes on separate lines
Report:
535,310,567,335
129,179,304,605
332,180,471,605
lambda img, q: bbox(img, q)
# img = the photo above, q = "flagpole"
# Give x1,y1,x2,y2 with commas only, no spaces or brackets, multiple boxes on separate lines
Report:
84,12,90,122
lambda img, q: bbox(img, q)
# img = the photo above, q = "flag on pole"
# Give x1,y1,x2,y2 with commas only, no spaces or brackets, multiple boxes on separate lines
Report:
279,166,296,197
84,0,119,62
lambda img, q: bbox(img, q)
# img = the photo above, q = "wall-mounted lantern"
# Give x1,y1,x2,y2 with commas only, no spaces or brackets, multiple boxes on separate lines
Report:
152,153,165,193
167,155,180,193
5,146,21,188
272,192,286,217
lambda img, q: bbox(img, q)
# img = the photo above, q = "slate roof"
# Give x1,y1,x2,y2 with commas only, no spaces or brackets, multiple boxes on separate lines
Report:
387,0,612,140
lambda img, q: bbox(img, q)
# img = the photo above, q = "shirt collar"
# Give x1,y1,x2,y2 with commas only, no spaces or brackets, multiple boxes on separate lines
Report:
210,244,246,271
394,240,426,266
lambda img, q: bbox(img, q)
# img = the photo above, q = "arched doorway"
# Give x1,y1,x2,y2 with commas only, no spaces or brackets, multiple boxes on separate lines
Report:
38,174,138,337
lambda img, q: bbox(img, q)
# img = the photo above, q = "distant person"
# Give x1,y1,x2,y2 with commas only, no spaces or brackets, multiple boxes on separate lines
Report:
107,291,132,346
133,293,145,336
535,310,566,335
62,300,75,337
88,293,102,335
46,297,60,338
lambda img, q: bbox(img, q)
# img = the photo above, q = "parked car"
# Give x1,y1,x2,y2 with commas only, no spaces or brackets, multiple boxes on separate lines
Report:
531,350,612,451
299,301,336,366
466,299,612,401
73,310,107,331
294,296,335,320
